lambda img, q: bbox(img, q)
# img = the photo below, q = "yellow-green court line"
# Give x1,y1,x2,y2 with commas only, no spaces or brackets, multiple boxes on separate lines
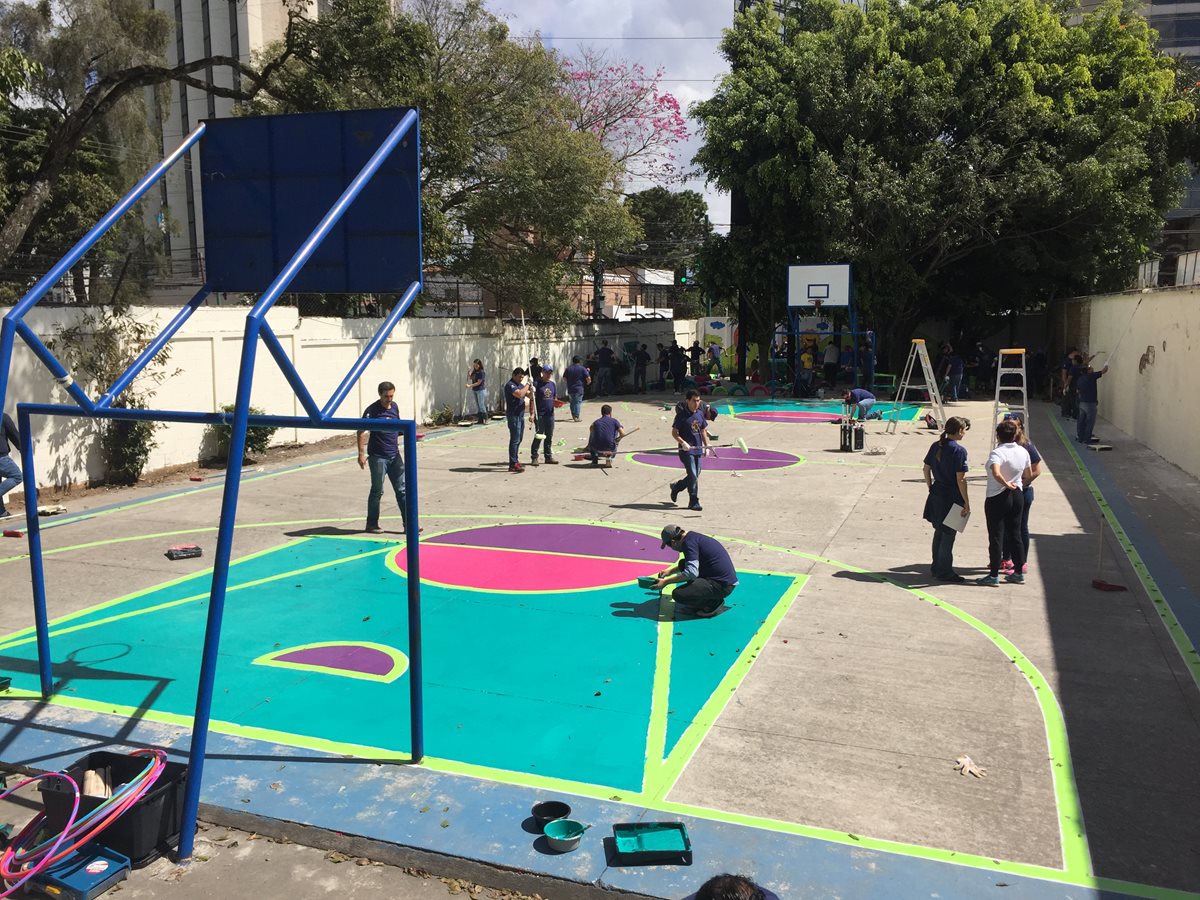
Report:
1048,415,1200,693
640,589,677,794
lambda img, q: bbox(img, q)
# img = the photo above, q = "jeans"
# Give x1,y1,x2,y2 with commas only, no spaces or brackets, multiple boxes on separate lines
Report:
472,388,488,417
671,451,702,502
595,367,613,396
855,398,875,419
1077,401,1097,443
507,414,525,465
367,454,408,531
568,391,583,420
984,489,1025,575
947,373,962,401
530,411,555,460
673,578,735,612
710,356,724,377
0,454,21,513
634,367,647,393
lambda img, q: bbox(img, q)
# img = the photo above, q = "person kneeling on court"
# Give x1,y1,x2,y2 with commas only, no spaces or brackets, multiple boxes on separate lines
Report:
842,387,876,421
653,524,738,618
588,404,625,465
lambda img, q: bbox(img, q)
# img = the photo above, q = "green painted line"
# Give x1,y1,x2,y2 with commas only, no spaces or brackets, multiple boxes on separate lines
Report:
1047,416,1200,693
641,591,676,793
646,575,806,803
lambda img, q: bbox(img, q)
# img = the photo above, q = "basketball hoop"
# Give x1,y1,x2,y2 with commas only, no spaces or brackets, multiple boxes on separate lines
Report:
813,299,824,316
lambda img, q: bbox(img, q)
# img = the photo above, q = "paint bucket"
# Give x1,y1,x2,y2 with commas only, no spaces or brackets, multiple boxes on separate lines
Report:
543,819,587,852
637,575,658,590
531,800,571,828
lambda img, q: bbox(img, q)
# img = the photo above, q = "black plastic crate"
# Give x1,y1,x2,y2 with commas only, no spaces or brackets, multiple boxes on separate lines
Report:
38,751,188,868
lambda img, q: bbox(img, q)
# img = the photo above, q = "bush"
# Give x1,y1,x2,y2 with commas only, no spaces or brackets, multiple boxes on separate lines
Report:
100,400,158,485
426,403,455,427
211,404,279,461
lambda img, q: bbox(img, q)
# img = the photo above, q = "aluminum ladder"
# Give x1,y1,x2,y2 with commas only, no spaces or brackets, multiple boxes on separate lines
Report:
886,339,945,434
991,348,1029,438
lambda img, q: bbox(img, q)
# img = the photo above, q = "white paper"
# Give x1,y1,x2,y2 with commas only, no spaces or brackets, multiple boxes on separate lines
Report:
943,504,970,532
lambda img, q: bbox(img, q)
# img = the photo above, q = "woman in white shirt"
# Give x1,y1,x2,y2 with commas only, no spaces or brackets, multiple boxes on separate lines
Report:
978,418,1032,585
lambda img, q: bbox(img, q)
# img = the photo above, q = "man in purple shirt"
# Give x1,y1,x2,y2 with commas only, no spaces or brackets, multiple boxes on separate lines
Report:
503,368,531,473
563,356,591,422
669,390,708,511
588,404,625,465
653,525,739,618
357,381,410,534
594,340,615,396
1075,363,1108,444
529,365,559,465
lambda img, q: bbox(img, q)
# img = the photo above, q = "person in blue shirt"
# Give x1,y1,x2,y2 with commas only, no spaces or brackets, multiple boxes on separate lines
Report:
563,356,591,422
357,381,410,534
921,416,970,582
1075,362,1108,444
594,340,615,396
503,368,531,473
587,404,625,465
669,390,708,511
0,412,22,520
842,387,875,421
653,525,739,618
529,365,559,465
466,358,488,424
632,344,652,393
944,349,965,401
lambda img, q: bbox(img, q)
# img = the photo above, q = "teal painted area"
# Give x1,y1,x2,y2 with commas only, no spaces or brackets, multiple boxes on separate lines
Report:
664,572,795,753
727,398,923,420
0,538,797,793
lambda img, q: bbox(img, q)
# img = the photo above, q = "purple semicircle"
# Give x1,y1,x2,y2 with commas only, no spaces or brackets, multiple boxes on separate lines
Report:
275,644,395,677
631,448,800,471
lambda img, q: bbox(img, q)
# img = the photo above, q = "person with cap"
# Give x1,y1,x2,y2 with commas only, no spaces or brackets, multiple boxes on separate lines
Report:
357,381,411,534
503,367,531,473
528,364,559,465
653,524,738,617
0,411,22,520
564,356,591,422
669,390,708,511
587,403,626,465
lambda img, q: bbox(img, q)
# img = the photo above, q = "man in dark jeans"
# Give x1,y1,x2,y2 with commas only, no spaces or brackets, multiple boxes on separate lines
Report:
1,412,22,519
653,524,738,618
503,367,531,473
357,381,411,534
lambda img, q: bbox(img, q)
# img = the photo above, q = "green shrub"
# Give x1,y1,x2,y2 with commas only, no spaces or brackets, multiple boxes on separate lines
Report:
100,399,158,485
212,404,280,461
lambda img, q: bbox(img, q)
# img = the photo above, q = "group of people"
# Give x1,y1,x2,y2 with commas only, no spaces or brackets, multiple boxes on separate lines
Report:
921,412,1042,584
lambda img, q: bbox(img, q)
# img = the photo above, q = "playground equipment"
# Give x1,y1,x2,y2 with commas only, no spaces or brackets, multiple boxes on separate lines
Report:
0,108,427,860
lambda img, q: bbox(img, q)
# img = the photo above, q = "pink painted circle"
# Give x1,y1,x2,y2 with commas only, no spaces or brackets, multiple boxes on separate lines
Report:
631,447,800,471
391,523,676,592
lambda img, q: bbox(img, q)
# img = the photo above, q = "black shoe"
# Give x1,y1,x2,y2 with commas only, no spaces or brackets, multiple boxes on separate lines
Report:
936,573,967,583
691,604,722,618
670,484,681,503
545,457,559,464
688,502,703,511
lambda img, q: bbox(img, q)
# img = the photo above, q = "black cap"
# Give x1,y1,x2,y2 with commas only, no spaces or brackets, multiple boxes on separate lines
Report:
661,525,684,548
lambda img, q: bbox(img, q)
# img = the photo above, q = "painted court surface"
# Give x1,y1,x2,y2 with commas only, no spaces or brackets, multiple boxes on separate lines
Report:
0,394,1198,899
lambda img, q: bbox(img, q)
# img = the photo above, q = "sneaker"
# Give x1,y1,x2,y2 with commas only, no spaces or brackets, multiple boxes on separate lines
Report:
1005,574,1025,584
977,574,1000,586
688,502,703,511
936,573,967,583
691,604,723,618
605,458,613,468
545,457,559,464
1000,559,1015,575
528,459,540,466
508,463,525,473
1021,563,1029,574
670,484,681,504
366,525,384,534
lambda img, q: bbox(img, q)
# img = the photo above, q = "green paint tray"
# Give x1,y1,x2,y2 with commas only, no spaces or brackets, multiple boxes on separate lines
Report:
611,821,692,865
637,575,659,590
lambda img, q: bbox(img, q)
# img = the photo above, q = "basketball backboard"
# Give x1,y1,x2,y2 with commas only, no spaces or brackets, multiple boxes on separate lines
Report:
787,264,851,308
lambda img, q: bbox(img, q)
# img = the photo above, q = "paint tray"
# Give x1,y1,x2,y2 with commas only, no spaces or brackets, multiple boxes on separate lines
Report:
637,575,658,590
610,821,692,865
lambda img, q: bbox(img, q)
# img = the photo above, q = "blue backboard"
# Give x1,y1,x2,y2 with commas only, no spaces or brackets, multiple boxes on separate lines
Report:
199,108,422,294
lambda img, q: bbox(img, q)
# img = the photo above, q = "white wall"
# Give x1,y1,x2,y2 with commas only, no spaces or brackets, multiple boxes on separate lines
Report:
1063,288,1199,479
1,307,695,493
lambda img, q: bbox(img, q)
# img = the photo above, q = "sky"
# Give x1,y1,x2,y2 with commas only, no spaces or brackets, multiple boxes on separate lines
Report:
492,0,735,232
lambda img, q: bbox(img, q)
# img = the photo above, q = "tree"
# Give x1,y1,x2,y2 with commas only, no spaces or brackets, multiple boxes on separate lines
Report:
249,0,638,322
623,187,711,268
693,0,1196,368
0,0,294,274
561,48,689,187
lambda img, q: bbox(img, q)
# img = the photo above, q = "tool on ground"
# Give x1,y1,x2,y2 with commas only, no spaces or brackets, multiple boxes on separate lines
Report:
37,505,67,516
887,339,945,435
736,437,748,454
2,531,22,539
164,545,202,561
1091,506,1127,592
990,349,1029,441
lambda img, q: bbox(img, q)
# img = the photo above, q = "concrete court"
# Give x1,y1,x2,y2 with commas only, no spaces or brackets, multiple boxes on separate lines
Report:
0,391,1197,899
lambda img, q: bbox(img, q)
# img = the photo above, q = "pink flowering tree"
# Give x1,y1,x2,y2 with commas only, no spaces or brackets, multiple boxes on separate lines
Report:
562,48,689,187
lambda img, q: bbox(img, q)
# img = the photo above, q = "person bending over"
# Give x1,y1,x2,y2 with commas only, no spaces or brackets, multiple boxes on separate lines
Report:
653,525,738,618
588,404,625,465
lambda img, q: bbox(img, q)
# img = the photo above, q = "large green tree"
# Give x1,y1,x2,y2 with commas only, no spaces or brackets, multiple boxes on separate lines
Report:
249,0,639,322
693,0,1196,368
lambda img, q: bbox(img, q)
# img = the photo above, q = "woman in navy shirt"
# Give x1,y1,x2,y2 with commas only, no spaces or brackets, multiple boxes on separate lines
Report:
922,416,971,582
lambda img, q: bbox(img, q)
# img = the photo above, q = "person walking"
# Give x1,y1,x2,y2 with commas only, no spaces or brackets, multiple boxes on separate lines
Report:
922,416,971,582
688,341,703,377
632,343,651,393
466,359,488,424
357,381,411,534
563,356,591,422
707,343,724,378
668,390,708,512
977,418,1032,585
503,367,531,473
1075,362,1108,444
528,365,559,466
594,340,615,396
653,524,738,618
1,412,22,520
999,412,1043,576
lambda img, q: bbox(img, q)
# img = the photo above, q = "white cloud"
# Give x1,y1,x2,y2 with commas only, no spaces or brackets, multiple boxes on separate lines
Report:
492,0,733,232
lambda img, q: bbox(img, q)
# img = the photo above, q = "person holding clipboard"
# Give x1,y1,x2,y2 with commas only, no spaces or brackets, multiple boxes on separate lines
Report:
922,416,971,583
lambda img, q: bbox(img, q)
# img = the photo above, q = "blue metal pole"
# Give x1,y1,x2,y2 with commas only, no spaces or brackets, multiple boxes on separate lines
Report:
98,286,210,410
321,280,421,417
17,403,423,434
248,109,418,322
16,408,52,697
0,318,16,416
258,322,322,421
14,323,96,413
177,318,261,861
402,422,423,763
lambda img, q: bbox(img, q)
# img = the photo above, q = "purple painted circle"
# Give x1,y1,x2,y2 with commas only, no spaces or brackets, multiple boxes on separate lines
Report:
276,644,395,677
425,523,678,564
630,448,801,471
